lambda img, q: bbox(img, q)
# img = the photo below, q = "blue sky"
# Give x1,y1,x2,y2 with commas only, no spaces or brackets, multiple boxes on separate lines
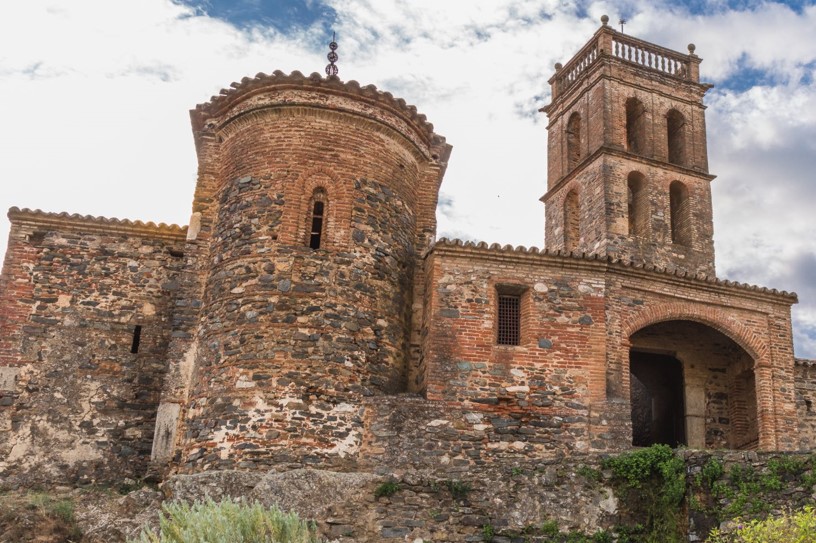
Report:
1,0,815,356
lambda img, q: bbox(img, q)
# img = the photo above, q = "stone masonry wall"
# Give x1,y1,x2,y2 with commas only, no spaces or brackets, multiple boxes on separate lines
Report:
173,78,447,473
422,241,798,456
423,246,607,458
795,359,816,450
162,444,816,543
0,210,186,486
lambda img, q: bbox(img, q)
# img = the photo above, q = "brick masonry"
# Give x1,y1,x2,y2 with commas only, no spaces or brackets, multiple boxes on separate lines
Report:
0,20,812,496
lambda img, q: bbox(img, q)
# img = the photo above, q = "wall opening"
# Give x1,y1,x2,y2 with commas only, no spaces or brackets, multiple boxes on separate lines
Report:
308,188,327,249
627,171,649,238
669,181,691,246
497,295,520,345
564,189,580,252
629,320,759,450
626,98,647,155
495,284,527,346
630,351,686,447
566,112,582,170
130,325,142,354
666,109,687,166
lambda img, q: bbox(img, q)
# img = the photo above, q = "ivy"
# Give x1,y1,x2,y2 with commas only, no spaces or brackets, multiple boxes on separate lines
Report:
602,444,686,543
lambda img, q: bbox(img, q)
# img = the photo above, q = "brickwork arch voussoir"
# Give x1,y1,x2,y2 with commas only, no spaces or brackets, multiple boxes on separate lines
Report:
622,303,769,361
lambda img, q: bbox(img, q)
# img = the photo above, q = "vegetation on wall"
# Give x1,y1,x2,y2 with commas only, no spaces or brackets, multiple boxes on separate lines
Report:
130,497,320,543
0,492,82,543
601,444,686,543
706,506,816,543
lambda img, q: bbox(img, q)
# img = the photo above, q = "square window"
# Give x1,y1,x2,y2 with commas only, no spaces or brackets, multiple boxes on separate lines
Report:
497,294,521,345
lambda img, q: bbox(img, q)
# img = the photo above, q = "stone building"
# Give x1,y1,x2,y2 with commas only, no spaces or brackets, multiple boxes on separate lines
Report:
1,18,814,487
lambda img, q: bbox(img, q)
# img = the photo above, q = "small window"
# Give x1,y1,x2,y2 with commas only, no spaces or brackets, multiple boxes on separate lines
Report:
497,295,520,345
307,188,327,249
130,325,142,354
496,285,526,346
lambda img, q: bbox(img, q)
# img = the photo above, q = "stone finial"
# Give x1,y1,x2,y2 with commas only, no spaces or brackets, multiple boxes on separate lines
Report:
688,43,696,55
601,15,609,25
554,63,563,71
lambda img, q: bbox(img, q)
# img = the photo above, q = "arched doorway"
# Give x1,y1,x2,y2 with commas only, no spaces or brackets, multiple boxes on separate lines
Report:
629,320,758,450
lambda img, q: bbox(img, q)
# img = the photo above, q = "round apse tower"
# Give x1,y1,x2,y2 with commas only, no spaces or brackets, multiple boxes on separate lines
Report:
179,71,450,471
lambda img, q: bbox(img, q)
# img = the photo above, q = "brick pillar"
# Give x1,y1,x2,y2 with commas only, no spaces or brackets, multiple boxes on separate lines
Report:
754,359,778,450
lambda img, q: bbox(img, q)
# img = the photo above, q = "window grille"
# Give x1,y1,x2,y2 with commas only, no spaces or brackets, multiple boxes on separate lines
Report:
497,295,521,345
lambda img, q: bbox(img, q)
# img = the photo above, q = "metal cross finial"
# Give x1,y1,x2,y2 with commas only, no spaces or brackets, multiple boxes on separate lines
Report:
619,18,627,33
325,32,339,77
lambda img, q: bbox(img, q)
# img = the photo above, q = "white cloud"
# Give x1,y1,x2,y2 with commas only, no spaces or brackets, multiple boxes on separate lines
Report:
0,0,815,356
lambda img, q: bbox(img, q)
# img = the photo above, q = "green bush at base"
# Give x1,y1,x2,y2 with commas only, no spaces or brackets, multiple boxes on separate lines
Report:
707,506,816,543
130,497,320,543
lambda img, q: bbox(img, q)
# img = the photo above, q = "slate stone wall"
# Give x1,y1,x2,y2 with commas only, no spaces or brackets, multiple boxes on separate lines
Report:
795,359,816,450
0,210,186,486
174,77,449,472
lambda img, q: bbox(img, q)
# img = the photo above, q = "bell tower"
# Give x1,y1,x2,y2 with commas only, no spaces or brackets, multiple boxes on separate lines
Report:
542,16,715,277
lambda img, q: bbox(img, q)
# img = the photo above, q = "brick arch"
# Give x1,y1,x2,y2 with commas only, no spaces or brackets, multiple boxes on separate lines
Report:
281,167,352,249
622,303,769,362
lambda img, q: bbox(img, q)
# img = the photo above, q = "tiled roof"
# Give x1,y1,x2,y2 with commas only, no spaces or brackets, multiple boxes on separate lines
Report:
432,238,798,301
7,207,187,238
190,70,435,139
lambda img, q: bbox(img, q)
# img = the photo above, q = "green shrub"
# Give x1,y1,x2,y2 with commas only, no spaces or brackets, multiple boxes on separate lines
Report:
706,506,816,542
29,493,77,525
374,481,400,498
539,520,559,536
697,457,725,490
602,444,686,543
130,497,320,543
576,465,602,483
444,480,472,500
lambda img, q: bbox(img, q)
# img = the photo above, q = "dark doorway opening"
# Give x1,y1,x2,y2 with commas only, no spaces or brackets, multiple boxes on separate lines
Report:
630,351,686,447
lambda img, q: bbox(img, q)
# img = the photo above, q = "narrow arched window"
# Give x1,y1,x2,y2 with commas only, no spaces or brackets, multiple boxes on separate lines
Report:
566,112,582,170
666,109,686,166
669,181,691,246
307,188,327,249
564,190,580,252
627,172,649,238
626,98,647,155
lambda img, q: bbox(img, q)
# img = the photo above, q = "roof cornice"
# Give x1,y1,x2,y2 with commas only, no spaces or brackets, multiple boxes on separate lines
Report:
7,207,187,242
427,238,798,305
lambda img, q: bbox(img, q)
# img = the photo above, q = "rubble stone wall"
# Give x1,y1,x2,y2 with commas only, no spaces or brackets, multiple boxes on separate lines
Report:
422,242,798,456
174,79,448,473
795,359,816,450
0,210,186,486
